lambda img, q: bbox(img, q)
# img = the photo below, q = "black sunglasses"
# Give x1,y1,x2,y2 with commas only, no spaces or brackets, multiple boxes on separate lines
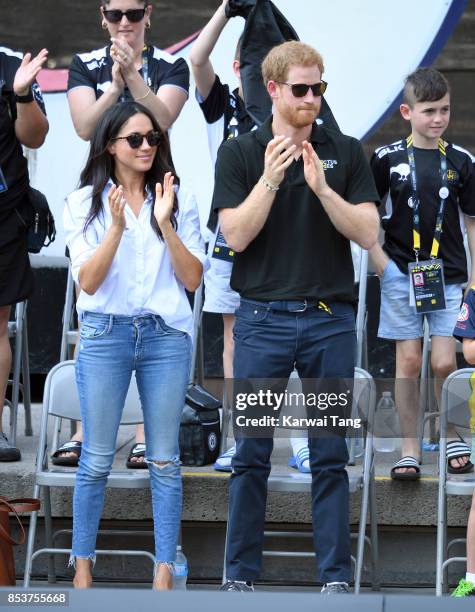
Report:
102,8,147,23
112,130,161,149
277,80,328,98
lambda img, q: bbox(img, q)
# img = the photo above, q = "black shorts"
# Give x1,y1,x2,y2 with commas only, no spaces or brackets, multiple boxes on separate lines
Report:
0,204,34,306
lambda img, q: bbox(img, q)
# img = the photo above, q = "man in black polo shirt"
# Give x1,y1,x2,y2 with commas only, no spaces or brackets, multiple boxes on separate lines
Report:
212,41,380,594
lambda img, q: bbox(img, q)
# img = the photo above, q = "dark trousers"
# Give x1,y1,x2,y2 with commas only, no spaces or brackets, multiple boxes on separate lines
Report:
226,299,356,583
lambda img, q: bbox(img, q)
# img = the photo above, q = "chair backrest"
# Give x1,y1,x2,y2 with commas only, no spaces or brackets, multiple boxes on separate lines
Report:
45,360,143,425
441,368,475,431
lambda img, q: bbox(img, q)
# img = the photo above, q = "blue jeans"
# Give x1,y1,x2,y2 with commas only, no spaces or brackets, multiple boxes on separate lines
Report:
71,312,191,568
226,299,356,584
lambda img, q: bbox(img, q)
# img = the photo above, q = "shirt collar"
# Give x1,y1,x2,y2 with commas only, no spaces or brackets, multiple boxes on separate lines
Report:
255,115,328,147
103,178,153,204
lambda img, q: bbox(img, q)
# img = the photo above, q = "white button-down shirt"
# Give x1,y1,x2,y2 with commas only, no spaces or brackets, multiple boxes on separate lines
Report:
63,180,206,336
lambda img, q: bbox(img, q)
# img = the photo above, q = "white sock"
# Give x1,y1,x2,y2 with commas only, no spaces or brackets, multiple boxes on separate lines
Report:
290,436,308,457
466,572,475,585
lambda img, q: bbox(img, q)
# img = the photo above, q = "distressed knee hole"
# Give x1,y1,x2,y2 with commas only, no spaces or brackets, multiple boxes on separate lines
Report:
152,460,171,469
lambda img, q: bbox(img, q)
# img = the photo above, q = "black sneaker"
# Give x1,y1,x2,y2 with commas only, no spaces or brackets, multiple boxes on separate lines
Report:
0,432,21,462
220,580,254,592
321,582,349,594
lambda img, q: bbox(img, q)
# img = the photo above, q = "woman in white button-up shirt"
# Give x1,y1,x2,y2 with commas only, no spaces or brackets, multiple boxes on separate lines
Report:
63,101,205,590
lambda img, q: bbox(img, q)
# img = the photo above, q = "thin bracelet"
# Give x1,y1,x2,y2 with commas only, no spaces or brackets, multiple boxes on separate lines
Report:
135,88,152,102
260,175,279,192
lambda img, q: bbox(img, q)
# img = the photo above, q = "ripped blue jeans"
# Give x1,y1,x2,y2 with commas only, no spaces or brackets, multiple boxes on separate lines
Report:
71,312,191,568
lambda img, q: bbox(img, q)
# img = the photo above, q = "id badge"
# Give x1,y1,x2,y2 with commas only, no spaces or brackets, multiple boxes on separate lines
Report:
211,227,235,263
408,258,446,313
0,166,8,194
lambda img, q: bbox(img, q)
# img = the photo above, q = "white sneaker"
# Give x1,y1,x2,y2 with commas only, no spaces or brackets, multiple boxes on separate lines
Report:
214,445,236,472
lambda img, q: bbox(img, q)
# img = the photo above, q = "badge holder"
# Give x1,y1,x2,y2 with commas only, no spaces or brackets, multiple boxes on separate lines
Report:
211,227,235,263
408,258,446,314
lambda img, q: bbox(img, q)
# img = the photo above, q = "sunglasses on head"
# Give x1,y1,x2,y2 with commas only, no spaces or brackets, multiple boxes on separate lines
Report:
277,80,328,98
112,130,161,148
102,8,147,23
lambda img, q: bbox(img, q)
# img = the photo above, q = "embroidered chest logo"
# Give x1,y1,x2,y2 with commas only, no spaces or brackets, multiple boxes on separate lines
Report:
390,163,410,181
447,169,458,182
322,160,338,170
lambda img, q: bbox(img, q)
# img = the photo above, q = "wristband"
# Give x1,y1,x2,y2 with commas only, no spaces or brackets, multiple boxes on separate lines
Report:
15,90,34,104
260,175,279,192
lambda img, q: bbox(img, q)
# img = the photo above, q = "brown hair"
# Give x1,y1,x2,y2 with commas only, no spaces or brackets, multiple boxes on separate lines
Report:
262,41,324,85
403,67,450,107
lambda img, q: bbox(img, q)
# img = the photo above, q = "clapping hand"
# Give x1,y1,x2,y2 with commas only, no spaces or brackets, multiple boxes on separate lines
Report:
302,140,329,198
13,48,48,96
108,184,126,230
110,38,136,78
263,135,296,189
154,172,175,232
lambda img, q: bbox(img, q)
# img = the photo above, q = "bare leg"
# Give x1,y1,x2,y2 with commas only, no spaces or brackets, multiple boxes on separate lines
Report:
153,562,173,591
73,558,92,589
0,305,12,435
431,335,468,470
394,338,422,474
222,314,235,380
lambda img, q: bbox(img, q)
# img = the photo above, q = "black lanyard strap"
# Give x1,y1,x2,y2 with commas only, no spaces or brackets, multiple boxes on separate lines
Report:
118,45,150,103
406,135,448,261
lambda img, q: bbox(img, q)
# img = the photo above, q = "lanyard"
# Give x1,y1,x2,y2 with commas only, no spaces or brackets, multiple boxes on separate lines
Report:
406,135,448,262
118,45,150,102
141,45,149,87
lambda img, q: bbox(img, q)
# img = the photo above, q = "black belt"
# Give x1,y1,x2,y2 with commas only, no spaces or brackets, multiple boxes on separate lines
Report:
245,299,333,315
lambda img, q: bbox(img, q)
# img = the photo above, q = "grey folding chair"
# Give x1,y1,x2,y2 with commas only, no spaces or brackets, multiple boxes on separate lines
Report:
436,368,475,595
6,301,32,446
418,321,464,460
23,360,154,587
222,367,379,592
59,266,78,362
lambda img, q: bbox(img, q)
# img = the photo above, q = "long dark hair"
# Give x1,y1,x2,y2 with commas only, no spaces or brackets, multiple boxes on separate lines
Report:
79,101,179,240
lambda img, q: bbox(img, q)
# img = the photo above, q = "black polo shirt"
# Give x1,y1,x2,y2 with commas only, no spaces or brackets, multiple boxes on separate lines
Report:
0,47,46,215
68,44,189,101
212,116,379,302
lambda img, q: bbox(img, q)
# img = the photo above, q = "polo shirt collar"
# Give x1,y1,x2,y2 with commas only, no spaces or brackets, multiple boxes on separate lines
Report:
255,115,328,147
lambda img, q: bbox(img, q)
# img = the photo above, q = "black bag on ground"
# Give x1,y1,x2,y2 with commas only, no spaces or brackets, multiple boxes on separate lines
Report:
27,187,56,253
179,384,221,466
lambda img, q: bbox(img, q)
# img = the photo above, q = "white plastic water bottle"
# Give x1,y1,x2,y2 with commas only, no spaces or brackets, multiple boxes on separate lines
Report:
373,391,398,452
173,546,188,590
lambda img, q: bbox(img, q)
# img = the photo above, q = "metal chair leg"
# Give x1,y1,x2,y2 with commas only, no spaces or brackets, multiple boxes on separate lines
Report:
9,303,24,447
43,487,57,583
21,311,33,437
23,483,40,588
369,470,380,590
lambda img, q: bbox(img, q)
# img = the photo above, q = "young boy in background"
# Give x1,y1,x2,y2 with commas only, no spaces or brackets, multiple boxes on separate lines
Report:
369,67,475,480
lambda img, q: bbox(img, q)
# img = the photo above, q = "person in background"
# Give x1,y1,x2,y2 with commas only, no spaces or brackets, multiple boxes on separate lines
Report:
369,68,475,480
189,0,256,471
0,46,48,462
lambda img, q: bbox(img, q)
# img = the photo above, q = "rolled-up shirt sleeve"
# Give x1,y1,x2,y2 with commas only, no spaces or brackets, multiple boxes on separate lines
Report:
176,186,207,270
63,190,100,283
